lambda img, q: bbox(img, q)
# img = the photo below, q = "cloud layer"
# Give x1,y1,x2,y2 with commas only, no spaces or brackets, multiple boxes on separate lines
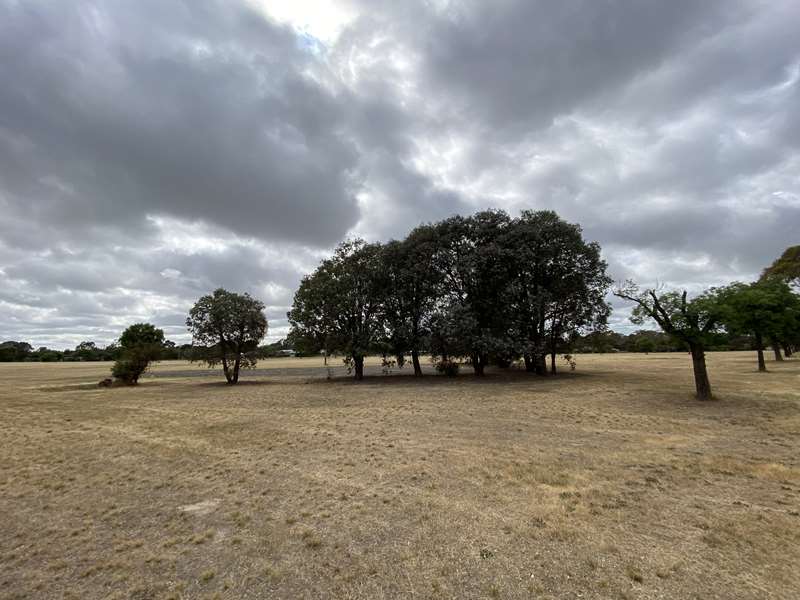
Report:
1,0,798,347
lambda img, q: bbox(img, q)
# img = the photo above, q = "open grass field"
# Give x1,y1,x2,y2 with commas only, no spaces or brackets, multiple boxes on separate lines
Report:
1,352,799,600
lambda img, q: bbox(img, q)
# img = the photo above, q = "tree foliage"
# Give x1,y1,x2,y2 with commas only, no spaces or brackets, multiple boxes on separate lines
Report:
186,289,268,384
288,209,612,379
762,245,800,286
288,240,383,380
111,323,165,385
716,280,800,371
614,282,723,399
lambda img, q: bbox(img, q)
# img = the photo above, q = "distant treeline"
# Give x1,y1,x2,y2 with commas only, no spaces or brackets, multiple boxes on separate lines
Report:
0,339,294,363
573,329,756,353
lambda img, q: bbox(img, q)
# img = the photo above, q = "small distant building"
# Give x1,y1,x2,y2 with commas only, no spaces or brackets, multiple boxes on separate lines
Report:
278,349,296,357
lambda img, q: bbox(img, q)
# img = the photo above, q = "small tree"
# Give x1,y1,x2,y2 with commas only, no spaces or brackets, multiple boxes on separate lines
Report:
111,323,165,384
186,289,268,384
717,280,799,372
614,282,722,400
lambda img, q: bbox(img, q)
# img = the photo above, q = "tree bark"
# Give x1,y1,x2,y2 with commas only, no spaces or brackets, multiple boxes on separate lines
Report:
221,355,233,384
550,350,557,375
353,355,364,380
411,349,422,377
534,352,547,376
770,338,783,361
783,343,793,358
524,354,535,372
231,354,241,384
689,343,712,400
755,332,767,372
471,353,485,376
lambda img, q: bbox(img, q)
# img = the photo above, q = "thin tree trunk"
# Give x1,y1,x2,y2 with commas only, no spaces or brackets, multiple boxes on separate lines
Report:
471,353,485,376
411,349,422,377
550,350,557,374
689,343,712,400
524,354,535,372
534,352,547,376
755,332,767,372
770,338,783,361
353,355,364,380
221,355,233,384
231,355,241,384
783,343,793,358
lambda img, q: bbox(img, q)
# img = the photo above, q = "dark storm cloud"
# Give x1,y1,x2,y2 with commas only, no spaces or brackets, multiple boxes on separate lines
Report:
0,0,359,246
1,0,799,346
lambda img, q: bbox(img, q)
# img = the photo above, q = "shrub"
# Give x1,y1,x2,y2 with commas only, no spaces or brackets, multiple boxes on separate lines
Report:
110,323,165,385
111,355,149,385
435,359,460,377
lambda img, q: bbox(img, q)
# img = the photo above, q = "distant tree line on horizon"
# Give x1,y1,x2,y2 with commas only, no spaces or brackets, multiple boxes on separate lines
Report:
0,337,296,364
0,328,761,364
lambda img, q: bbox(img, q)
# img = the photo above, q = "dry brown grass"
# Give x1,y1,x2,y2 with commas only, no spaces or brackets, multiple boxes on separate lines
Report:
1,352,799,599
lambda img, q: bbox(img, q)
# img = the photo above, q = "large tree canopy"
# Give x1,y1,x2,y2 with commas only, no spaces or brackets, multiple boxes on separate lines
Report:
186,289,268,384
288,209,611,379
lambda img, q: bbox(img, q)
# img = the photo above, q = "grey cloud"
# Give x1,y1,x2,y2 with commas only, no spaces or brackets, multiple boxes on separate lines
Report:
2,0,799,346
0,0,360,247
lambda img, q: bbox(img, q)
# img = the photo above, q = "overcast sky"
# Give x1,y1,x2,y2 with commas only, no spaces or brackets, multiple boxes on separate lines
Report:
1,0,799,349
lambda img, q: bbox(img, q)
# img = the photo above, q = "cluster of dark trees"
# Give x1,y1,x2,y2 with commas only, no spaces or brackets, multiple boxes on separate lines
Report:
288,210,612,379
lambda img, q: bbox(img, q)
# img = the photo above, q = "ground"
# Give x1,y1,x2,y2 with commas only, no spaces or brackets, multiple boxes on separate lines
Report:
0,352,798,600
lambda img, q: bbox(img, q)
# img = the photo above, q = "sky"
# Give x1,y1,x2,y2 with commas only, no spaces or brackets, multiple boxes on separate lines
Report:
1,0,799,349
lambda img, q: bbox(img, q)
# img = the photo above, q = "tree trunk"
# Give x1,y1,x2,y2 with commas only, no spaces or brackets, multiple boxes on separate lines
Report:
783,343,793,358
524,354,535,372
353,355,364,380
411,349,422,377
221,356,234,384
471,353,485,376
755,332,767,372
534,353,547,376
550,350,557,375
689,343,712,400
770,338,783,361
231,355,241,384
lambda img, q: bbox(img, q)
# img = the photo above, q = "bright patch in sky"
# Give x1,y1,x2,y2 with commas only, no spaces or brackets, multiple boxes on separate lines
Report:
245,0,356,44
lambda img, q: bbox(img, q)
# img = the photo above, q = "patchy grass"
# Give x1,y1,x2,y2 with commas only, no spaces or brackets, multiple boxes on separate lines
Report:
1,352,799,599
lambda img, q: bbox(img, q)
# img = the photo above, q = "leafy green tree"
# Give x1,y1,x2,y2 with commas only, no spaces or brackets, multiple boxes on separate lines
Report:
717,280,800,372
0,341,33,362
111,323,165,384
615,283,723,400
288,240,383,380
377,226,442,376
762,245,800,286
430,210,514,375
505,210,611,374
186,289,268,384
